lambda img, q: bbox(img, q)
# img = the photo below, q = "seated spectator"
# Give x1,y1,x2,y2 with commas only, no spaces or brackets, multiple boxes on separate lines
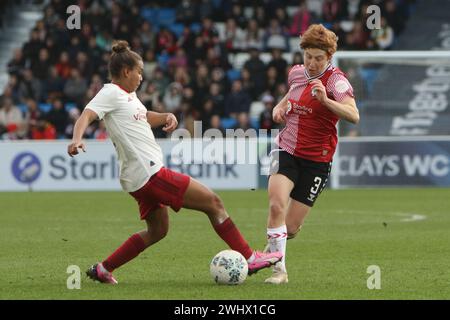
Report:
23,29,44,67
44,66,65,101
45,99,68,138
173,66,191,87
192,63,210,101
55,51,72,79
243,19,264,51
176,0,199,25
64,69,88,109
206,82,225,117
85,74,103,101
322,0,348,23
243,47,266,98
227,3,247,30
7,48,26,77
274,7,290,31
139,21,156,51
292,51,304,66
163,82,183,113
233,112,254,131
31,48,51,81
30,121,56,140
274,82,288,105
143,49,158,80
289,1,313,36
0,98,26,140
209,114,225,136
259,94,276,131
75,51,94,79
223,18,246,53
211,67,230,95
168,48,189,71
139,81,161,110
371,17,395,50
155,27,177,55
3,76,21,105
153,68,170,96
241,67,258,101
199,98,218,132
265,18,289,51
224,79,251,118
64,107,95,139
175,101,195,137
18,69,42,103
23,98,42,138
267,48,288,83
265,66,281,97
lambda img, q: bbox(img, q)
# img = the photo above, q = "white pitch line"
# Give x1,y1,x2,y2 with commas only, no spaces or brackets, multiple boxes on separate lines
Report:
397,213,427,222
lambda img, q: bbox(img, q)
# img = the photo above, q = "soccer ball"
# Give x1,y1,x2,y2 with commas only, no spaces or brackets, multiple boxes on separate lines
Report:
210,250,248,285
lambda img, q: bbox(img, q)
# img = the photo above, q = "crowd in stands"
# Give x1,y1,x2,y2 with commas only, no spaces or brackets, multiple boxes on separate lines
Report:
0,0,415,140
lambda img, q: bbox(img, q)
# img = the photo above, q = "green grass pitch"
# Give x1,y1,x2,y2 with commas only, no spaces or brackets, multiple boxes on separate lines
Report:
1,188,449,299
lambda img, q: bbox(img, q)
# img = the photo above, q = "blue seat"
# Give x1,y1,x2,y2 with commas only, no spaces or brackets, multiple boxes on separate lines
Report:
227,69,241,82
190,22,201,34
169,23,185,38
157,52,170,70
17,104,28,115
250,117,260,130
211,0,222,9
65,102,76,113
359,68,379,96
157,8,176,27
141,8,158,23
221,118,237,129
39,103,52,113
322,22,333,30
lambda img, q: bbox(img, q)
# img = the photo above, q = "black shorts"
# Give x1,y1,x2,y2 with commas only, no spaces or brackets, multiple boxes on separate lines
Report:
268,149,332,207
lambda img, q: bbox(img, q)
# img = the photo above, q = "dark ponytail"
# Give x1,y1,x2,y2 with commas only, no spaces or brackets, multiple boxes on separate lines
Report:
109,40,142,79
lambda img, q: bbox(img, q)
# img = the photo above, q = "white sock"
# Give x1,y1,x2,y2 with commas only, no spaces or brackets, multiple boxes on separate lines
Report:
267,225,287,272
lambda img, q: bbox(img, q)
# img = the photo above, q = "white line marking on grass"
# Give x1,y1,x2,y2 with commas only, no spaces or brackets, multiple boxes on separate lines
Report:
396,213,427,222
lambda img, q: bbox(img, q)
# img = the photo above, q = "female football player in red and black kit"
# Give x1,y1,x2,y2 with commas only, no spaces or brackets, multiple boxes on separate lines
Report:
264,24,359,284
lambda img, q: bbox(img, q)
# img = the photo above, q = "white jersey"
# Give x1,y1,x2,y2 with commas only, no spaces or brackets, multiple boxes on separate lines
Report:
86,83,163,192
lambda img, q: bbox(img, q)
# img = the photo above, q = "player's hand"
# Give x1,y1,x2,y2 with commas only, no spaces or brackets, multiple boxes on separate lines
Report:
67,141,86,157
309,79,328,104
272,105,286,124
163,113,178,132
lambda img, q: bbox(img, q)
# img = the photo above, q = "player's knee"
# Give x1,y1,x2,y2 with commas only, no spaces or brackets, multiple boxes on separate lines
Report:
210,193,225,214
157,224,168,241
269,201,286,219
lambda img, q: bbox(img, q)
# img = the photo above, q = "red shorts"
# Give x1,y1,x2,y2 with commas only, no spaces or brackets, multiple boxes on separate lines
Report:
129,167,191,220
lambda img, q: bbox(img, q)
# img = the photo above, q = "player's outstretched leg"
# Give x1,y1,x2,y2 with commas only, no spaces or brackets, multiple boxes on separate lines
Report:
86,207,169,284
182,178,282,275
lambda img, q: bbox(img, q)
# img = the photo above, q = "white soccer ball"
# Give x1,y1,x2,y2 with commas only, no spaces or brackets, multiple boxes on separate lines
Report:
210,249,248,285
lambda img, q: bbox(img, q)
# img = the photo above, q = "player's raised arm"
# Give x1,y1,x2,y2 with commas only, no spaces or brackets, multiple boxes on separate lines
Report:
309,79,359,124
146,111,178,132
67,108,98,157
